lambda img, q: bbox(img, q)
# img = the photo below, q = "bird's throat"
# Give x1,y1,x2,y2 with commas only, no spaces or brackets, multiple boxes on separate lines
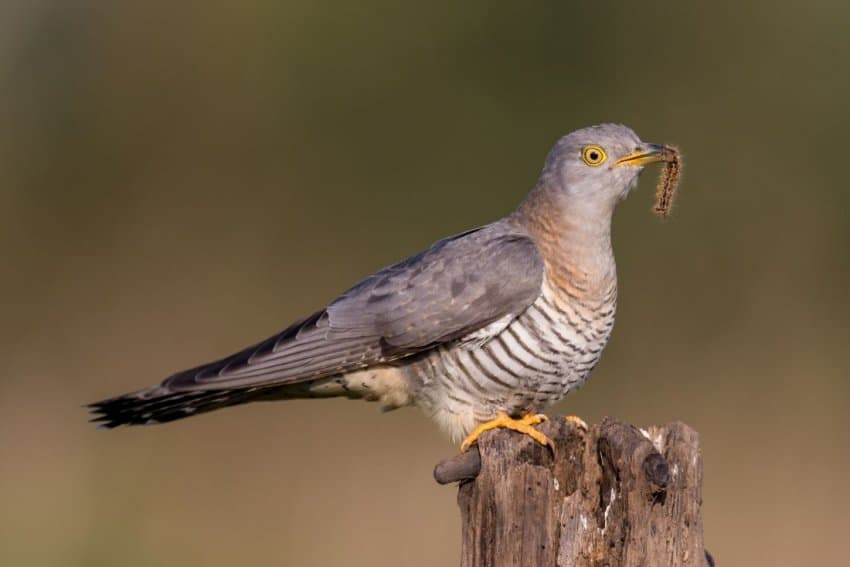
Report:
514,190,617,301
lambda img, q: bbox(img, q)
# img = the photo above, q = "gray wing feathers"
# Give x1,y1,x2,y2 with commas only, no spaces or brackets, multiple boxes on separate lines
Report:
327,226,544,351
163,221,544,391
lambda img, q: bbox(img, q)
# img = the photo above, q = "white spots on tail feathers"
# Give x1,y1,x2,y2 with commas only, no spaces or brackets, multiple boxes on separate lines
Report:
142,412,161,424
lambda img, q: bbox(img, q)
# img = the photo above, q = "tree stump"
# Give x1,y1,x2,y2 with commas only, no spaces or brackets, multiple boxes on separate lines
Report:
434,418,711,567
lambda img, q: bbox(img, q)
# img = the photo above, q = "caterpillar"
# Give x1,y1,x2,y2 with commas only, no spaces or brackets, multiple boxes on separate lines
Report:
654,146,681,217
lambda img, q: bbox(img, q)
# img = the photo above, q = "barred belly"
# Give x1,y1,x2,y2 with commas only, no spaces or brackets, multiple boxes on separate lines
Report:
408,281,616,442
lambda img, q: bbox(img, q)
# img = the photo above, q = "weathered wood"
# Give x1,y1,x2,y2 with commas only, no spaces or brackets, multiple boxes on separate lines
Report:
435,448,482,484
435,418,710,567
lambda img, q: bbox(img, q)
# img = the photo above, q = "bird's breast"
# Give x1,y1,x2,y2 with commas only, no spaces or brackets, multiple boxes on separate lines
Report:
409,276,617,431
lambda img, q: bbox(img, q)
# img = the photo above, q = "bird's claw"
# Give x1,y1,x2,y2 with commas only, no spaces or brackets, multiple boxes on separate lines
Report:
564,415,588,432
460,412,554,452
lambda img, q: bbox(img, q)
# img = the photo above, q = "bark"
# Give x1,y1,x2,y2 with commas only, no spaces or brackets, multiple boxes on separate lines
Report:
435,418,712,567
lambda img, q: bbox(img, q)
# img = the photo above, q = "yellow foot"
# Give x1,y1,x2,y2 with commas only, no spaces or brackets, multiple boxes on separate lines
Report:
460,412,553,452
564,415,588,431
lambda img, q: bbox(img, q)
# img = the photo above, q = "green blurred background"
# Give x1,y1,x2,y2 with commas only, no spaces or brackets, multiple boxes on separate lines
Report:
2,1,848,565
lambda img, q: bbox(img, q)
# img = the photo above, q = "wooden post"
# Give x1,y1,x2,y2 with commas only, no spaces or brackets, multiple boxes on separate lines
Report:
434,418,712,567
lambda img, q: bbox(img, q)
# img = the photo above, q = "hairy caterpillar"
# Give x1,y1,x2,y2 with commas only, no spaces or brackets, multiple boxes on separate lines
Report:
654,146,681,217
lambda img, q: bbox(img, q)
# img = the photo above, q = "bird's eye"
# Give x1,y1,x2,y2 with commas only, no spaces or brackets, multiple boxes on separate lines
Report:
581,145,607,166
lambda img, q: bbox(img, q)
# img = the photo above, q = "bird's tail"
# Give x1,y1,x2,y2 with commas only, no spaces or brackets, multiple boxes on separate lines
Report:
86,376,357,429
86,385,271,429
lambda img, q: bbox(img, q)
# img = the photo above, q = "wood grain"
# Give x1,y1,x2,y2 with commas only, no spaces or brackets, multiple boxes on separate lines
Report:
435,418,711,567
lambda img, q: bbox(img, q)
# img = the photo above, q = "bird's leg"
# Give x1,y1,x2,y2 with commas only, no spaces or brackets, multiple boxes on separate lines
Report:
564,415,588,431
460,412,553,452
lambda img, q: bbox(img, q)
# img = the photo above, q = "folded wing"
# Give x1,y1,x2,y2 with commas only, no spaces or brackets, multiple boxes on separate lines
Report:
155,221,544,392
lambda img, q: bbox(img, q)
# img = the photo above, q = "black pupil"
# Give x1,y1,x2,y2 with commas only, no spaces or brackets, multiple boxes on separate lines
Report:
589,151,599,160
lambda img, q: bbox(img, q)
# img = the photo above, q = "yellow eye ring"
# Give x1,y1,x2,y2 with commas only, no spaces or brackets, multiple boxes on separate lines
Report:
581,145,607,166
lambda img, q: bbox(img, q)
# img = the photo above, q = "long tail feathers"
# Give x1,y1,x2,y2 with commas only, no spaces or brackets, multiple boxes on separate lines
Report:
86,376,353,429
86,386,268,429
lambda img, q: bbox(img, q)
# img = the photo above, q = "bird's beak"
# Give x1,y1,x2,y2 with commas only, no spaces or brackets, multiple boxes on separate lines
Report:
614,143,668,167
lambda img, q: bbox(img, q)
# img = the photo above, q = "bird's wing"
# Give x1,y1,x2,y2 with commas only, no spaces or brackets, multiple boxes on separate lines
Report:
161,221,544,391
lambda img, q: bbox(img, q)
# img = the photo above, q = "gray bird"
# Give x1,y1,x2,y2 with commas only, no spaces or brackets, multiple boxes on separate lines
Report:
88,123,672,450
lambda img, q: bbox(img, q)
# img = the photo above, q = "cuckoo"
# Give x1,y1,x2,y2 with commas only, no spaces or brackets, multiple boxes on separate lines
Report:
88,124,677,451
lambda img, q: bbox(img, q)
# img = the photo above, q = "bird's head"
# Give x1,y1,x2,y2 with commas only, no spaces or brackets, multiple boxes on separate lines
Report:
541,123,669,207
